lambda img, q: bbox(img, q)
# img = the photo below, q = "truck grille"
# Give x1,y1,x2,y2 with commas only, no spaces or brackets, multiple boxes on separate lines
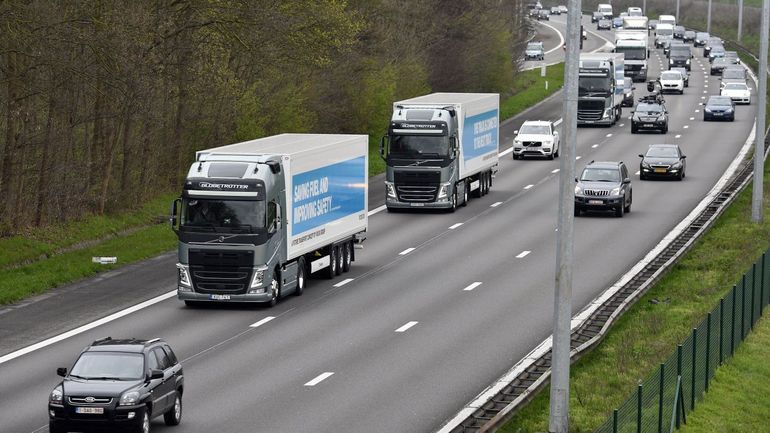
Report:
189,250,253,294
397,185,438,202
577,100,605,121
584,189,610,196
394,170,441,185
394,170,441,202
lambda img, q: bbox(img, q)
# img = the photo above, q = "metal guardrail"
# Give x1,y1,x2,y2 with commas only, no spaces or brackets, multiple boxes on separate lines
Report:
442,13,769,433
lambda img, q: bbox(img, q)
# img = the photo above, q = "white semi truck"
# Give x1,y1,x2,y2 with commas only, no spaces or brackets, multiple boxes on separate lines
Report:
171,134,368,306
578,53,625,126
615,27,649,82
381,93,499,211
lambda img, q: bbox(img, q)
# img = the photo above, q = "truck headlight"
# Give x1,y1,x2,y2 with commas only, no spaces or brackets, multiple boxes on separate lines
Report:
437,183,451,200
119,391,140,406
385,181,396,199
50,385,63,405
641,64,647,70
604,108,613,118
250,267,267,288
177,264,192,288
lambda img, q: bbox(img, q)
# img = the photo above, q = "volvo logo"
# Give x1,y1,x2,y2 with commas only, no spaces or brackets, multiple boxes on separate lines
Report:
84,396,96,403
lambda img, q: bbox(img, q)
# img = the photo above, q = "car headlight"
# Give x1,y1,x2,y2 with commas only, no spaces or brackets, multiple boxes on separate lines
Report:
669,59,674,64
611,187,621,196
574,185,583,195
50,385,63,405
686,59,691,64
250,267,267,288
671,162,682,169
177,264,191,287
385,181,396,199
641,161,651,169
725,107,734,112
119,390,140,406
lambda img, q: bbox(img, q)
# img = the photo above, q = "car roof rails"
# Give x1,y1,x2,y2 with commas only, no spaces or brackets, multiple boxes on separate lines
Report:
92,336,113,345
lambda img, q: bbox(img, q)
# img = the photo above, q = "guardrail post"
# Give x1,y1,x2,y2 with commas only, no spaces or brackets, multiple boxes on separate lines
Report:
691,328,697,411
742,275,747,340
613,409,618,433
752,263,757,330
761,253,766,316
731,285,737,355
638,384,643,433
658,363,665,433
719,298,725,365
677,345,683,376
706,313,712,392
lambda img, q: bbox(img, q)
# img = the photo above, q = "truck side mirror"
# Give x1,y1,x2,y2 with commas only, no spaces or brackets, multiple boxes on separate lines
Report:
380,136,388,160
450,136,459,158
170,198,181,234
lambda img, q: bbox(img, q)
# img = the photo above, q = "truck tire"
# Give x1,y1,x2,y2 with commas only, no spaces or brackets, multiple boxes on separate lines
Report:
342,242,352,273
462,182,469,207
473,175,483,198
294,258,306,296
267,269,280,307
326,247,337,279
334,245,343,276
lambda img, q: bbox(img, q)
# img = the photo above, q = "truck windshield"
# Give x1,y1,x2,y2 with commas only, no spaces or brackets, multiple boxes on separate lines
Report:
615,47,646,60
578,76,611,96
182,198,265,233
390,134,450,158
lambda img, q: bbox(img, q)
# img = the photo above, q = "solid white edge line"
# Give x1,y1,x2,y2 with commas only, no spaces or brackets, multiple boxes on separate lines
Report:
399,248,415,256
395,321,419,333
463,282,483,292
304,372,334,387
516,250,531,259
435,51,761,433
449,223,464,230
538,21,565,55
0,290,177,365
553,118,563,126
333,278,354,288
499,147,514,157
368,204,387,216
249,316,276,328
524,184,534,190
552,168,560,173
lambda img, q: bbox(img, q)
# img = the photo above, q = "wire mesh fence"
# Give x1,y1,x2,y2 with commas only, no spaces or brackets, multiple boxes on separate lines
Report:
595,250,770,433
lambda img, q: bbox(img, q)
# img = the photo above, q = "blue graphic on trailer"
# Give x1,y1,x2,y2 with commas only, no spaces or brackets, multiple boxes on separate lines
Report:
461,109,499,162
292,156,366,235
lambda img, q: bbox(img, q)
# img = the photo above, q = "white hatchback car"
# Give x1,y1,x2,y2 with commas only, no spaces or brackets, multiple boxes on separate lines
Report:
513,120,560,160
659,70,685,94
720,82,751,104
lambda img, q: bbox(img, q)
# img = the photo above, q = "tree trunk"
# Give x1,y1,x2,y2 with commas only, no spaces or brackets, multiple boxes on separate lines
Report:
34,96,57,226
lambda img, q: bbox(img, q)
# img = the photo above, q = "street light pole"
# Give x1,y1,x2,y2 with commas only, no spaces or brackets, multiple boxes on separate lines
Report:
549,0,580,431
738,0,744,41
707,0,713,33
676,0,680,23
752,0,769,223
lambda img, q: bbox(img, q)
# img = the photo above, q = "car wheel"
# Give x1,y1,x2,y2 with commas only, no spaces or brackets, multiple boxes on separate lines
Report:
512,153,518,160
678,171,684,181
138,408,151,433
554,145,559,158
574,206,581,217
267,269,280,307
662,125,668,134
294,258,306,296
615,204,624,218
450,188,458,212
547,152,554,160
326,247,337,279
680,89,684,95
631,124,637,134
624,194,631,213
342,242,352,272
164,392,182,426
49,422,66,433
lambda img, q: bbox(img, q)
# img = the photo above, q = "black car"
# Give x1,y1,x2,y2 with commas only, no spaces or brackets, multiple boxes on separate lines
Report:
639,144,687,180
597,19,612,30
710,57,730,75
631,96,669,134
693,32,710,47
49,337,184,433
703,95,736,121
673,26,686,39
670,67,690,87
592,11,603,23
574,161,633,217
683,30,696,43
709,46,726,63
622,77,635,107
537,9,550,20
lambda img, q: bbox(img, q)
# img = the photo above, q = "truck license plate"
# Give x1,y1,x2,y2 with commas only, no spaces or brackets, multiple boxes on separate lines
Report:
210,294,231,300
75,407,104,414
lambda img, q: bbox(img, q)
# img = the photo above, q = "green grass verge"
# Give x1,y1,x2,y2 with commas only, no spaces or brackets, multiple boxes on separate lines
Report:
501,62,566,120
678,312,770,433
500,155,770,432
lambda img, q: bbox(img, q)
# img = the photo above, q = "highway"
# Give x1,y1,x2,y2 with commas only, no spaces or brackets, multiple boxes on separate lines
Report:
0,12,760,433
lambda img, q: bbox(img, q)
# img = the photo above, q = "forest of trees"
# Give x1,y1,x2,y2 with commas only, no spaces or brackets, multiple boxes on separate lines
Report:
0,0,531,233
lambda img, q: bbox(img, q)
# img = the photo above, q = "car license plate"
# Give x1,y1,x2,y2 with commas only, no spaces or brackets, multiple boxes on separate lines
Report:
714,113,723,116
654,168,667,173
75,407,104,414
410,202,425,207
210,294,231,300
588,200,603,205
644,124,654,127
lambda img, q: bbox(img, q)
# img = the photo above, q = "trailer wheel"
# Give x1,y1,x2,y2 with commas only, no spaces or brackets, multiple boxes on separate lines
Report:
334,245,343,276
326,247,337,279
342,242,352,273
294,258,306,296
462,181,469,207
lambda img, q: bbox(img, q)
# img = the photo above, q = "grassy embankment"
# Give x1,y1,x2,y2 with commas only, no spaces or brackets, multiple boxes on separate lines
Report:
0,63,566,306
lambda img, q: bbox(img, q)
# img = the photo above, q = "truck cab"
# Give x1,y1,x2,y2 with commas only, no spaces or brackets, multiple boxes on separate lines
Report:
598,3,613,19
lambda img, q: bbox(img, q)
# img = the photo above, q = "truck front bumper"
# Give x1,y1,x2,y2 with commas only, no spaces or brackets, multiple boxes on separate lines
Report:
385,196,453,209
177,289,272,303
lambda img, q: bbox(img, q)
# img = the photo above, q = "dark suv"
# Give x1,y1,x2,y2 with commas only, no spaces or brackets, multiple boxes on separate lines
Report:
631,95,669,134
574,161,632,217
49,337,184,433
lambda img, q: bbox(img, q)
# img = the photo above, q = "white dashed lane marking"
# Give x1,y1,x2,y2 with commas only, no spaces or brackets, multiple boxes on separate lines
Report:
516,250,531,258
395,321,419,333
334,278,354,288
249,316,276,328
399,248,415,256
592,144,599,148
491,202,502,207
552,168,560,173
675,134,682,138
463,282,483,291
305,372,334,387
449,223,463,230
524,184,534,190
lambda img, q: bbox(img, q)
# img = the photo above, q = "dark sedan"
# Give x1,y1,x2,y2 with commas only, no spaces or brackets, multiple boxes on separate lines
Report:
683,31,696,43
639,144,686,180
703,96,735,121
597,19,612,30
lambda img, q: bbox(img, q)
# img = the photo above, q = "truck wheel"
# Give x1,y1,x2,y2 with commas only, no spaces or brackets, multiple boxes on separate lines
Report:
462,182,469,207
326,247,337,279
334,245,343,276
487,171,493,190
267,270,280,307
294,258,306,296
473,175,483,198
342,242,352,273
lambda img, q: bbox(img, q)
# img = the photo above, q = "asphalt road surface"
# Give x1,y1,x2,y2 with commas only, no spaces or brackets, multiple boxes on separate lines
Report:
0,14,759,433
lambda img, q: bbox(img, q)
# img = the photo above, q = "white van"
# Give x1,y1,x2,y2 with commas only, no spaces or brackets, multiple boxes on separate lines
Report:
628,7,643,17
659,15,676,26
598,3,613,18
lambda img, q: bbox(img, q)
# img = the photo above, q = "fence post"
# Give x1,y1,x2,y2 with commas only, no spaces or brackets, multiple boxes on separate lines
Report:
677,345,683,375
706,313,712,392
691,328,697,411
742,275,747,340
658,363,665,433
613,409,618,433
752,263,757,330
731,285,737,355
637,384,643,433
719,298,724,365
762,253,766,316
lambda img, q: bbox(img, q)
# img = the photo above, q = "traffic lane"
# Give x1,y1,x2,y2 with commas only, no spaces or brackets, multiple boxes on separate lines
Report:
522,14,610,70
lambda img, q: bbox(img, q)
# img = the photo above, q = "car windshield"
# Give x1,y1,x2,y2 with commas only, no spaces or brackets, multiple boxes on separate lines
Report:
519,125,550,135
647,147,679,158
637,103,663,112
661,72,681,80
581,168,620,182
696,33,709,39
712,47,725,54
390,134,450,158
724,83,748,90
527,43,542,50
709,97,732,106
182,199,265,232
722,70,745,79
70,352,144,380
